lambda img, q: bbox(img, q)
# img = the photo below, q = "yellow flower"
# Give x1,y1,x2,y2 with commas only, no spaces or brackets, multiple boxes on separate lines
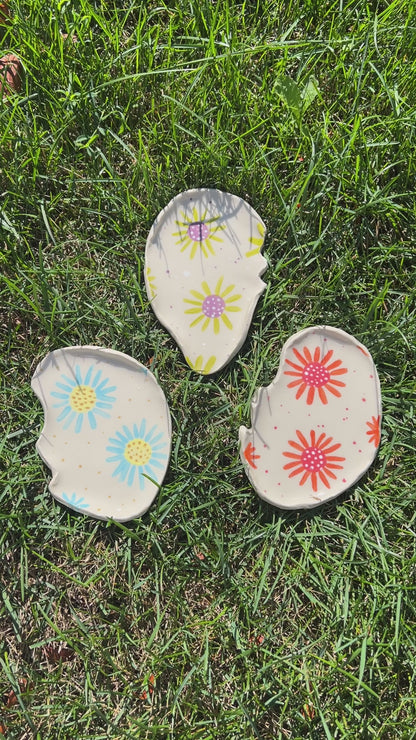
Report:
173,207,224,259
184,277,241,333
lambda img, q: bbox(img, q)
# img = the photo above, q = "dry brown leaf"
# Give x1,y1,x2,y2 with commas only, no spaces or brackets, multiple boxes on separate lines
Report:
138,673,155,701
43,644,75,664
0,3,10,24
2,678,28,709
301,703,315,720
0,54,22,96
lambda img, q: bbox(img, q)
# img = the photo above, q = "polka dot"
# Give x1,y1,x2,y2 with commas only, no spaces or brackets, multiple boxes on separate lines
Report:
187,221,210,242
301,446,327,472
202,294,225,319
302,362,330,388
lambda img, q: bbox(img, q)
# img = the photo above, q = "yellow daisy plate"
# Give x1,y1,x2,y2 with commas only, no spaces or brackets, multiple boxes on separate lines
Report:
31,346,171,521
145,188,267,374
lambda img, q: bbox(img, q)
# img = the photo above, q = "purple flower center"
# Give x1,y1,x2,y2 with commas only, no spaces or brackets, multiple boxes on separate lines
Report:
187,221,210,242
202,294,225,318
302,362,330,387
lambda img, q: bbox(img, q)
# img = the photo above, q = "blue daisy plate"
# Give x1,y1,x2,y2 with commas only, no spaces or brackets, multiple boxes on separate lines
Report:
31,346,172,521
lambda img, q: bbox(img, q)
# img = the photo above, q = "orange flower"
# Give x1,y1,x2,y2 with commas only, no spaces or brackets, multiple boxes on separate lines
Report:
366,416,380,447
244,442,260,469
283,429,345,492
284,346,347,405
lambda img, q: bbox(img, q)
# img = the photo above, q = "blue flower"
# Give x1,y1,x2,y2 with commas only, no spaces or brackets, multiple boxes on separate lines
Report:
51,364,116,433
106,421,167,489
62,492,90,510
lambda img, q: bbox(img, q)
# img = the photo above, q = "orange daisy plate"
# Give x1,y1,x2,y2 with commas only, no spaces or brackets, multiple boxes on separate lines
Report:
239,326,382,509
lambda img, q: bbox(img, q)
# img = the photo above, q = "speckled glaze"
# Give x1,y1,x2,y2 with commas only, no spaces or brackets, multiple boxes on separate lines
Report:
239,326,382,509
31,346,171,521
145,188,267,374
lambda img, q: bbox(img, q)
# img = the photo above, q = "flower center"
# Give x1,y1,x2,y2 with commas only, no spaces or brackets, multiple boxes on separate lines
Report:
187,221,210,242
124,438,152,466
302,362,330,388
70,385,96,413
301,446,327,472
202,294,225,318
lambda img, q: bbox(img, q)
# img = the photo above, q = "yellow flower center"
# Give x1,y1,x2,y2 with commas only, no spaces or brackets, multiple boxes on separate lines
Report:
70,385,97,413
124,438,152,466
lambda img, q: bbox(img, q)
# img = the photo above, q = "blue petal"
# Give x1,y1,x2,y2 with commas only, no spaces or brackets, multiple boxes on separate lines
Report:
106,444,124,454
92,369,102,388
52,401,70,409
63,410,76,429
146,458,164,471
98,393,116,403
152,442,166,452
61,375,77,388
113,459,129,481
88,410,97,430
97,380,116,393
55,381,73,392
145,424,157,442
93,408,110,419
108,437,126,452
123,424,134,440
51,391,71,400
95,401,114,409
106,453,123,462
147,431,164,446
57,406,72,422
74,365,83,385
127,465,136,487
83,366,93,386
75,413,84,434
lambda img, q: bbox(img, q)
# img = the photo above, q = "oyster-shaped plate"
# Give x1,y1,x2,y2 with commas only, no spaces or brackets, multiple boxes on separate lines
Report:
31,346,171,521
145,188,267,374
239,326,382,509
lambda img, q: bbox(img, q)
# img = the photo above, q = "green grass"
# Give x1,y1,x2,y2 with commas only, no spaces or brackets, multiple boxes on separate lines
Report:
1,0,416,737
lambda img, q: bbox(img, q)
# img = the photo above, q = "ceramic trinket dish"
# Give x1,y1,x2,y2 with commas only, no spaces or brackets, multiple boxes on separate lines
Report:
31,346,171,521
145,188,267,374
239,326,382,509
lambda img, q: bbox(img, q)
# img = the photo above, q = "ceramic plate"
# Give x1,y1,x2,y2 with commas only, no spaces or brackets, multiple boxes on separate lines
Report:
239,326,382,509
145,188,267,374
31,346,171,521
